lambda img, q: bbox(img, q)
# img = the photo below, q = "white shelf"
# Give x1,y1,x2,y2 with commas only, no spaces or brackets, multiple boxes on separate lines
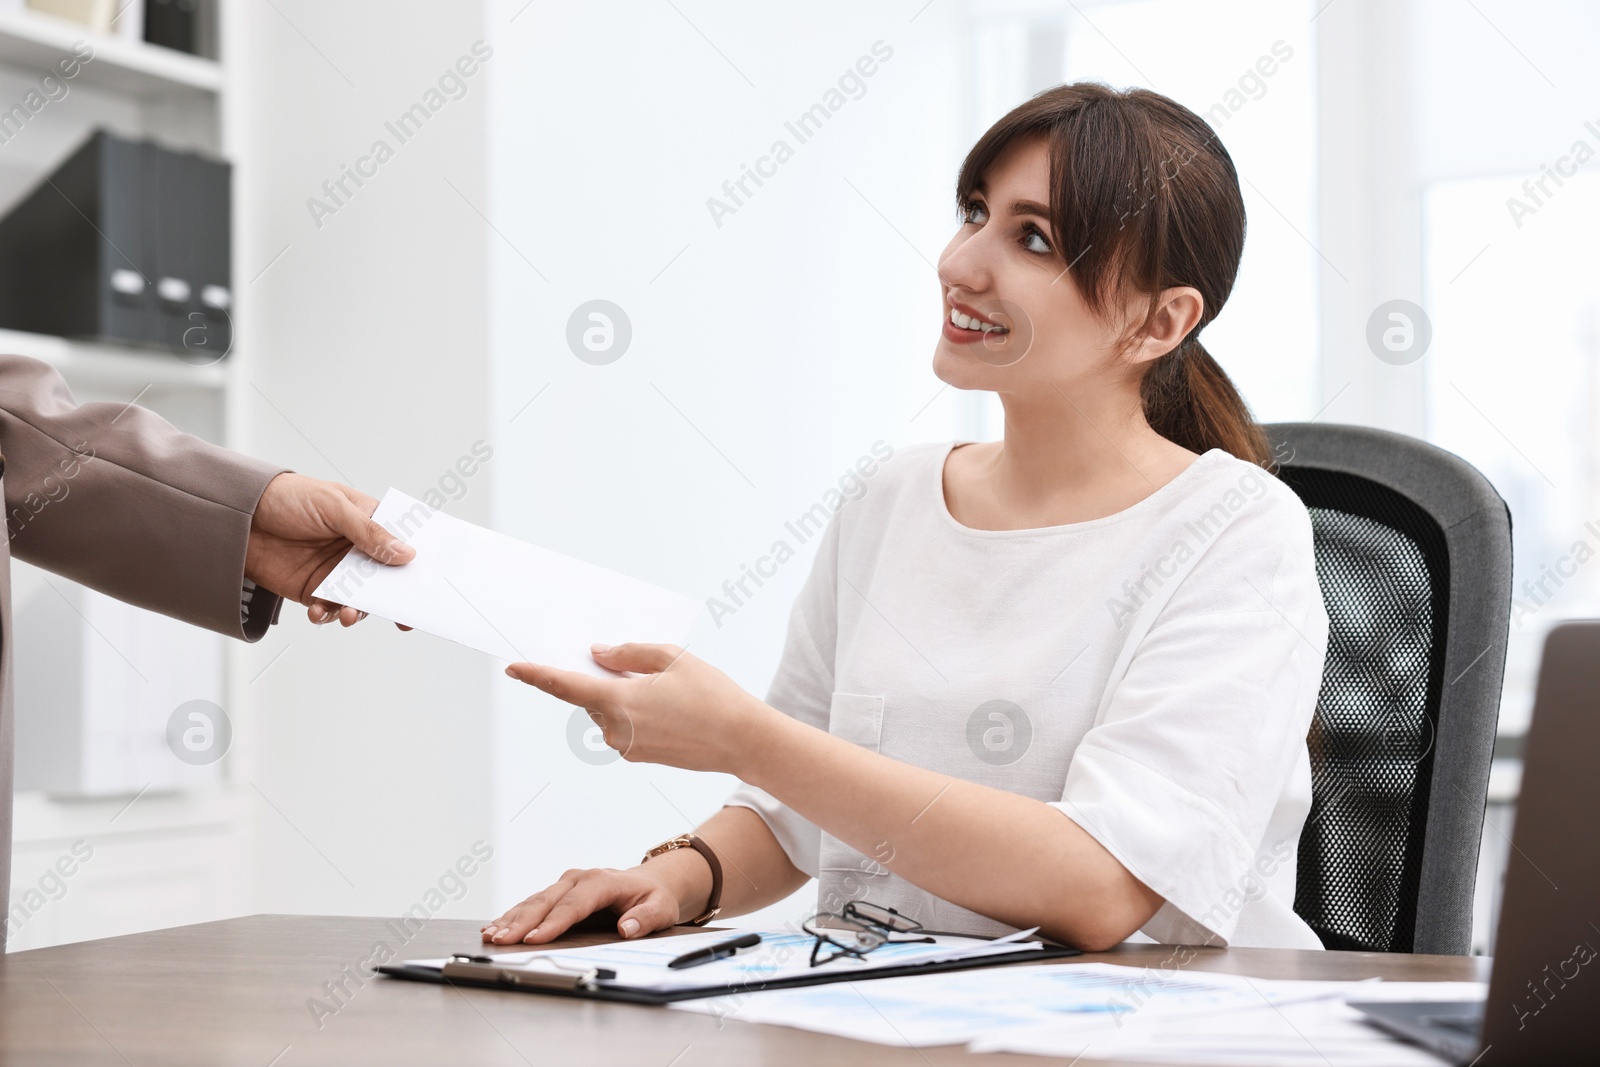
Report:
11,784,241,846
0,9,220,97
0,326,227,391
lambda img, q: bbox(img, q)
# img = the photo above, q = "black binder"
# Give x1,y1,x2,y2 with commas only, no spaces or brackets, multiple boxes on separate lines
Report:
0,129,231,356
147,138,232,356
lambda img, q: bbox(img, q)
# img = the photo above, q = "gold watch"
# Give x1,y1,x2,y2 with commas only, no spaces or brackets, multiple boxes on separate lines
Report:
640,833,723,926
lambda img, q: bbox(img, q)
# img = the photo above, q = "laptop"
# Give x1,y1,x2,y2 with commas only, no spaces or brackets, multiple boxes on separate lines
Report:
1349,621,1600,1065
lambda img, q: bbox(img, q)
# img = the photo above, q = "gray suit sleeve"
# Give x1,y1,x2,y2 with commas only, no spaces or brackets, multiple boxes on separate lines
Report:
0,354,288,641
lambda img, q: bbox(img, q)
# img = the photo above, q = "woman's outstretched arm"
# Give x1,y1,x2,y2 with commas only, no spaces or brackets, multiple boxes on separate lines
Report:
503,644,1164,951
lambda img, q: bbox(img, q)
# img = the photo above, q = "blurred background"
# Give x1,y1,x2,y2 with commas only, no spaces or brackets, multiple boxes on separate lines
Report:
1,0,1591,957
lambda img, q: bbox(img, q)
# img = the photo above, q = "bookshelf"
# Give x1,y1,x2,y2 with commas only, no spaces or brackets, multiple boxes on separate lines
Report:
0,7,220,96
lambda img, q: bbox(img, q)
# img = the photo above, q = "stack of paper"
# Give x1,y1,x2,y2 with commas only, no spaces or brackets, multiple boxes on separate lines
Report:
672,961,1486,1064
675,962,1364,1046
972,978,1489,1065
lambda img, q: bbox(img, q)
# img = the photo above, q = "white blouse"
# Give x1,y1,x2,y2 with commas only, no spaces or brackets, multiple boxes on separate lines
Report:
725,440,1330,949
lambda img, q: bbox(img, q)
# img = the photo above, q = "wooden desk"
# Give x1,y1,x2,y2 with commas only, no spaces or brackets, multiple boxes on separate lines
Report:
0,915,1490,1066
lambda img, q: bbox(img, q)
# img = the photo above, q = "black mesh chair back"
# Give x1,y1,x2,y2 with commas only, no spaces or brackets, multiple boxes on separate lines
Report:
1266,423,1512,954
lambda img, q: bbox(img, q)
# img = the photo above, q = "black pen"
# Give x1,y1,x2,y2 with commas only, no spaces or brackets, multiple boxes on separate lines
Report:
667,933,762,970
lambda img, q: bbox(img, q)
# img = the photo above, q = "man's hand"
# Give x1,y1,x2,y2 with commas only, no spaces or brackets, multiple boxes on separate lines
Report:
244,472,416,626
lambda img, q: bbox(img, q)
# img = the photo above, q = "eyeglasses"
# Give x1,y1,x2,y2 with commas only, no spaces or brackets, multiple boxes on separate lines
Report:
801,899,935,967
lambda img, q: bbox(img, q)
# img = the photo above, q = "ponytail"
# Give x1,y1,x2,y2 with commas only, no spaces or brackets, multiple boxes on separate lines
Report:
1140,339,1272,468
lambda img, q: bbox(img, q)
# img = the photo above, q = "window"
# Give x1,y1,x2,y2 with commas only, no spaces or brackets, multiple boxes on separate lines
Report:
1424,170,1600,731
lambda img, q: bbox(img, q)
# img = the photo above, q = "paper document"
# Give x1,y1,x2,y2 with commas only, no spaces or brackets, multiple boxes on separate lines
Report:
401,926,1043,996
673,961,1376,1048
973,978,1488,1065
312,489,703,676
399,928,1486,1063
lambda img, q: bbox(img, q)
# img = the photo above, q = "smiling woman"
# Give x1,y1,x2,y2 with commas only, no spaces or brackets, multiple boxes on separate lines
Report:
937,82,1270,468
489,83,1329,955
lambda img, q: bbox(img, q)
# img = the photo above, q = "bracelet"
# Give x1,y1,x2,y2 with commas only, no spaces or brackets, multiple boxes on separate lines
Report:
640,833,723,926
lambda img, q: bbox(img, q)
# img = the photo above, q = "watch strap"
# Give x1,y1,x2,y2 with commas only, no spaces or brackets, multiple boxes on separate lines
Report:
641,833,723,926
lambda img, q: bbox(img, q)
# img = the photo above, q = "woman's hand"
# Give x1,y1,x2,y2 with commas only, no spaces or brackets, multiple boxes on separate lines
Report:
504,643,777,773
480,866,684,945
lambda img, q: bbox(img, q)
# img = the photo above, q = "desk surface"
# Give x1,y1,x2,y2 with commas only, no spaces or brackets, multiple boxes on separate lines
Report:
0,915,1490,1066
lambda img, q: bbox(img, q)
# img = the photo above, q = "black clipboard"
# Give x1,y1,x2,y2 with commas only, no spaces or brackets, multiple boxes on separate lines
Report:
377,934,1080,1005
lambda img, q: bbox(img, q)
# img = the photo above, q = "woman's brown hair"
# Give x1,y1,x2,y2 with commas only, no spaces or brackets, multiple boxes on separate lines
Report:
957,82,1272,468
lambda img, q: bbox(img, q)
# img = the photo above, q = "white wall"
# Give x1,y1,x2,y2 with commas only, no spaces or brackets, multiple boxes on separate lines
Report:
225,0,977,930
482,0,969,925
228,0,497,919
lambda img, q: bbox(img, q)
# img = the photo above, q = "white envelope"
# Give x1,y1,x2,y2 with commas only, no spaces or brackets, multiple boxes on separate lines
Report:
312,489,704,678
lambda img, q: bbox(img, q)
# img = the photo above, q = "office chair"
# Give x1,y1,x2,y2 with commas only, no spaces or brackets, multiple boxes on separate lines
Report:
1265,423,1513,955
